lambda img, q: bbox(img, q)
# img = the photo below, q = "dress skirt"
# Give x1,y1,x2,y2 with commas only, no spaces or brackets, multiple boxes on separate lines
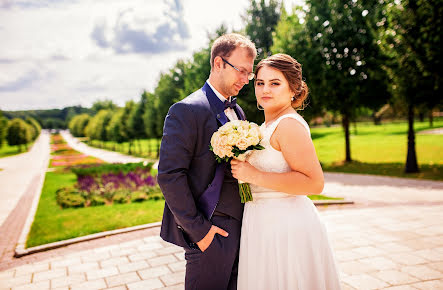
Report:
237,193,341,290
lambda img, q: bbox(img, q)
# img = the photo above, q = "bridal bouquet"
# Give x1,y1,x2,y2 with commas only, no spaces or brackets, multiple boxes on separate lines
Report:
209,120,264,203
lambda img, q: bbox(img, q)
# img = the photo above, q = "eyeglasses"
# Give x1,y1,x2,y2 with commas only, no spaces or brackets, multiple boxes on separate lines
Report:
221,57,255,81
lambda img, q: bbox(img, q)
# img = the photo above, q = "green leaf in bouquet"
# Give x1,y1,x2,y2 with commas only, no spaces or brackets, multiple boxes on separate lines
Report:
254,144,265,150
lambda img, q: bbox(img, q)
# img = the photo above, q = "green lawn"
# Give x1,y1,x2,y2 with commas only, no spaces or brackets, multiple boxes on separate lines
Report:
0,142,34,158
27,171,165,248
308,194,344,201
84,120,443,180
27,170,341,247
88,138,160,159
86,119,443,180
311,120,443,180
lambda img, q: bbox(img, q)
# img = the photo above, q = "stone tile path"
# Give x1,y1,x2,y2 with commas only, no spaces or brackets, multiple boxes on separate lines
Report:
1,202,442,289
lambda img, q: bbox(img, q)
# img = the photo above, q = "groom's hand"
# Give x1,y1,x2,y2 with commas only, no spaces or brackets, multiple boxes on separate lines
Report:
196,225,229,252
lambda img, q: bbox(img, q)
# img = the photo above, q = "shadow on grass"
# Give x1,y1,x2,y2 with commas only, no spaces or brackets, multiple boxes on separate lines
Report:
322,160,443,182
310,132,332,140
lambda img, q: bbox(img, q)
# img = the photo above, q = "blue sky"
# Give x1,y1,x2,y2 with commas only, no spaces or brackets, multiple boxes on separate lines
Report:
0,0,302,111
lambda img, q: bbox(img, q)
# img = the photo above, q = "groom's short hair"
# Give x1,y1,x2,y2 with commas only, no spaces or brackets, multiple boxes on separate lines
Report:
210,33,257,69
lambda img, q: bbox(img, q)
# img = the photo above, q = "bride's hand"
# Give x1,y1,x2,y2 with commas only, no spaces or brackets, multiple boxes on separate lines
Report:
231,159,259,183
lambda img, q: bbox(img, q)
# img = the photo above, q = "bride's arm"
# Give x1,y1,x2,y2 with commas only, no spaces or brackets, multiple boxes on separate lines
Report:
231,118,324,195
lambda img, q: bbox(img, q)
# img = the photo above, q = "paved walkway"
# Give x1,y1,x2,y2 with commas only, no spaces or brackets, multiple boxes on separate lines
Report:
418,128,443,135
60,131,148,164
0,132,50,227
0,132,442,289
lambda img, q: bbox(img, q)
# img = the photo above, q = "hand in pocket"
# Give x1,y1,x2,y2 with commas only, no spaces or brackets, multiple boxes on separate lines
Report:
197,225,229,252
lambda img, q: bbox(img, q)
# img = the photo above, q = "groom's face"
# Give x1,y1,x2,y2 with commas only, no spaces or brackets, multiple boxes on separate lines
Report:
219,47,254,97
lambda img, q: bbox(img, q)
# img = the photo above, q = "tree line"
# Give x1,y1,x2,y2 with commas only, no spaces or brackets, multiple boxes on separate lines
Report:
0,110,42,151
4,0,442,173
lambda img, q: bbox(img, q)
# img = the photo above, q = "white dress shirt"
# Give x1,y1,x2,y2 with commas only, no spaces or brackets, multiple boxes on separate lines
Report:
206,80,238,121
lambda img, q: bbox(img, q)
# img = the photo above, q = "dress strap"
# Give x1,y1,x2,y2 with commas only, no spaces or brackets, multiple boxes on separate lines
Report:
265,113,311,137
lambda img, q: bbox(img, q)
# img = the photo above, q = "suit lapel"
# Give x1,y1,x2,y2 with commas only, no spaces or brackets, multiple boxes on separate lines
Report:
202,82,229,126
233,105,246,121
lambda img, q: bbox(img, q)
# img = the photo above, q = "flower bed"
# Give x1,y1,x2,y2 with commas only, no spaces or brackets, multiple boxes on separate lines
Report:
50,134,103,168
57,162,162,208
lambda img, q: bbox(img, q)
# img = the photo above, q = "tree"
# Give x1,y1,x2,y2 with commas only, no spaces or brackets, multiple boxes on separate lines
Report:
378,0,442,173
154,61,186,137
6,118,32,151
302,0,390,162
122,101,136,154
25,117,41,140
91,100,117,114
68,114,90,137
0,111,8,148
182,48,211,97
143,91,159,139
240,0,282,124
107,108,127,150
128,95,148,154
84,110,112,144
271,7,326,122
244,0,282,58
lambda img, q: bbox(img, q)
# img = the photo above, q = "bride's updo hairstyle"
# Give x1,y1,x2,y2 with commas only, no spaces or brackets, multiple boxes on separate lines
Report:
255,53,309,109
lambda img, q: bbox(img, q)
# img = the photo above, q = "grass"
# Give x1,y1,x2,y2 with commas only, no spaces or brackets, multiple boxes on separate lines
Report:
28,130,354,248
85,119,443,180
0,141,34,158
27,169,339,247
26,171,165,248
88,138,160,159
322,162,442,180
25,120,442,247
27,134,164,247
308,194,344,201
311,119,443,180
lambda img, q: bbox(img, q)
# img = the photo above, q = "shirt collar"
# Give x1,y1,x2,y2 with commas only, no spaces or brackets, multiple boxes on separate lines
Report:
206,79,232,103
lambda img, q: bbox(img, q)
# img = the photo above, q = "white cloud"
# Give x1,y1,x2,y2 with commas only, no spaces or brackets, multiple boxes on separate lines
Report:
0,0,304,111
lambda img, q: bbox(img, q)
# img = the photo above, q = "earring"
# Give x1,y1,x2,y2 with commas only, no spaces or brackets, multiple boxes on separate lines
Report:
291,96,296,102
257,102,264,111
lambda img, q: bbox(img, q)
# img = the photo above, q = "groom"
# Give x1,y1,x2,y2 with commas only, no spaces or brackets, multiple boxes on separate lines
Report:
157,33,256,290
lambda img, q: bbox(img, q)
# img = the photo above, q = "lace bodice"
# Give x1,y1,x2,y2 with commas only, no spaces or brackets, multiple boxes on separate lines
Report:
247,113,310,197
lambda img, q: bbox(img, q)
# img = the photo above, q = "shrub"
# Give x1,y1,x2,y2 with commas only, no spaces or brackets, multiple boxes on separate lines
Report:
130,191,148,202
71,162,154,178
56,187,85,208
113,192,128,204
148,192,164,201
90,195,106,206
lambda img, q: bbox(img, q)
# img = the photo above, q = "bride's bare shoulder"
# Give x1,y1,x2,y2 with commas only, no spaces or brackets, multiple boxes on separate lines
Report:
276,115,309,137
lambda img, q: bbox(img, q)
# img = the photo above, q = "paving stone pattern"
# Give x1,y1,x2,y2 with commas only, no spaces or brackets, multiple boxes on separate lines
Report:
0,203,442,289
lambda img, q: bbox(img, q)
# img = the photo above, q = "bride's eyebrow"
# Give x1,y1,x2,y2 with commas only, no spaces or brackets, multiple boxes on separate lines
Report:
256,78,281,82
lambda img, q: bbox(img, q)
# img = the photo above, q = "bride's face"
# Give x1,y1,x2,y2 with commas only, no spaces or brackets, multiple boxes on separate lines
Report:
255,65,294,111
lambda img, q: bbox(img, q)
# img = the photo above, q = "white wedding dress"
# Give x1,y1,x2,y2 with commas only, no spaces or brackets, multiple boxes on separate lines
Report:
237,113,341,290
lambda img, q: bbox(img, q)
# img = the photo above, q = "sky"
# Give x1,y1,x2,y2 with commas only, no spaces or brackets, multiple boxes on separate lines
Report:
0,0,303,111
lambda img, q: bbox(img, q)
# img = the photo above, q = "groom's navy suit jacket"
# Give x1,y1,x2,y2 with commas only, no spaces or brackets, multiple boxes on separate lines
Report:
158,82,245,249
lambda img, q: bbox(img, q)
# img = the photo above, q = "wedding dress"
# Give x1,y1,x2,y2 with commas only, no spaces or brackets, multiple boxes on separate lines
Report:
237,113,341,290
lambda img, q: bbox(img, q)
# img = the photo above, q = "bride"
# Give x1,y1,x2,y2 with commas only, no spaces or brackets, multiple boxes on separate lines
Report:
231,53,341,290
